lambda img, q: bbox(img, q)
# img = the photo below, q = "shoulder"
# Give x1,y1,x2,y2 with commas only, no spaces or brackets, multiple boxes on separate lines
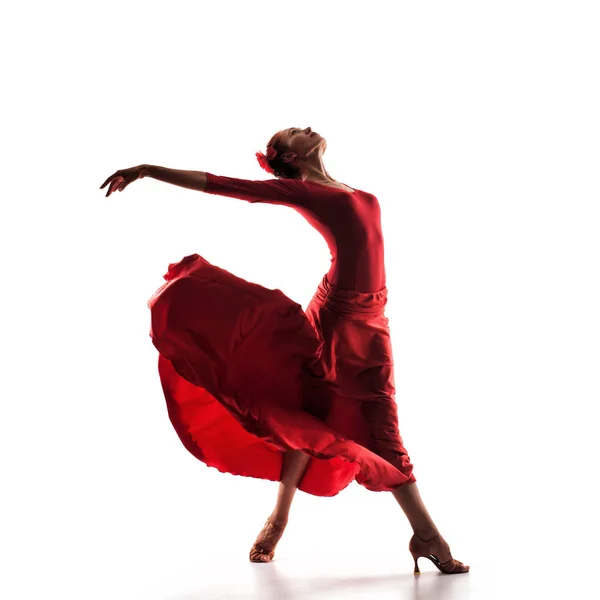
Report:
260,177,310,195
270,177,309,189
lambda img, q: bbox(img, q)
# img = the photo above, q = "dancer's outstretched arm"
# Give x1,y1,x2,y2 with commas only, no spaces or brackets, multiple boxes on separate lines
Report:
100,165,309,207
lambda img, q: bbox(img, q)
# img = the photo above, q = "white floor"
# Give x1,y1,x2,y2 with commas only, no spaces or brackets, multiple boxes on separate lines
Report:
160,550,491,600
153,551,490,600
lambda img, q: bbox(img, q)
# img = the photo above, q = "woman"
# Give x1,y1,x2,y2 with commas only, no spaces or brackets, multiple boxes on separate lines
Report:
100,127,469,575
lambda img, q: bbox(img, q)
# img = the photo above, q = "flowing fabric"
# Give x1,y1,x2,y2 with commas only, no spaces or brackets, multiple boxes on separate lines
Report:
148,253,416,497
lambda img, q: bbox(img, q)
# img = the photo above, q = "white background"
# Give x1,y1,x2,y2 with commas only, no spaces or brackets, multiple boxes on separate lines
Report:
1,1,598,599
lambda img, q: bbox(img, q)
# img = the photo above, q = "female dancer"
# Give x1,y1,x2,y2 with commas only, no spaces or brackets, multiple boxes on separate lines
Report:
100,127,469,575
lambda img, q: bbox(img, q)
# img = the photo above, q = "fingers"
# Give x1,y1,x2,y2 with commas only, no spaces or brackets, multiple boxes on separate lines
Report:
100,171,120,189
105,176,123,197
119,176,134,191
106,179,117,197
101,171,137,197
100,171,129,196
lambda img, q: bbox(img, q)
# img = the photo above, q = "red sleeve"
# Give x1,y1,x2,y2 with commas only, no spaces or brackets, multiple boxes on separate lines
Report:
204,172,308,206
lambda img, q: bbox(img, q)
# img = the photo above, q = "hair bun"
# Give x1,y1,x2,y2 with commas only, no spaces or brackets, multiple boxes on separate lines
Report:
256,151,275,174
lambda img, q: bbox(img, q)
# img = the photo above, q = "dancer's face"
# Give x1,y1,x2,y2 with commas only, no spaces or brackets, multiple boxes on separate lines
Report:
277,127,326,164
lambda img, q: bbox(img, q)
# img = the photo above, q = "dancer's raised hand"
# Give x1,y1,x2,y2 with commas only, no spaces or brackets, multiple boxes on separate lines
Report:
100,165,147,197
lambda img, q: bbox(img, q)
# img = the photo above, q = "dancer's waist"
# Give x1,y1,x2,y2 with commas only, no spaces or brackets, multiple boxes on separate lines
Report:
312,274,387,318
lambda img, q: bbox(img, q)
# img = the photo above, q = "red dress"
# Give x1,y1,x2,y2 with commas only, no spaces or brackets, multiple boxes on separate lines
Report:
147,174,416,496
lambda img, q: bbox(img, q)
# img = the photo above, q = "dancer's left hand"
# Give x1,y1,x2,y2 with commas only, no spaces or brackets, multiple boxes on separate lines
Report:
100,165,147,197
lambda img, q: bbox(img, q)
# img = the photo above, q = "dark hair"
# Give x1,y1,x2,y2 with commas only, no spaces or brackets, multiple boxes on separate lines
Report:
265,132,302,180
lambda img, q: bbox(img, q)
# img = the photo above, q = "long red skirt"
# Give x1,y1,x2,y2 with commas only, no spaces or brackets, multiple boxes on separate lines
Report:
148,253,416,497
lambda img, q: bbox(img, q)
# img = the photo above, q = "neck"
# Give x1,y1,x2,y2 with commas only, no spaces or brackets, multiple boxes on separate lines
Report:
297,151,337,184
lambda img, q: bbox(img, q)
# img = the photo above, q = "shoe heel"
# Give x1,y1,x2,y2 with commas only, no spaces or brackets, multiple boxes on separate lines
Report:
411,552,421,574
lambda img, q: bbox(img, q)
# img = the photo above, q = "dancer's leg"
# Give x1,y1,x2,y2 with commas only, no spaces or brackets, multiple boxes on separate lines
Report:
391,481,439,539
392,481,468,571
249,450,311,562
270,450,312,524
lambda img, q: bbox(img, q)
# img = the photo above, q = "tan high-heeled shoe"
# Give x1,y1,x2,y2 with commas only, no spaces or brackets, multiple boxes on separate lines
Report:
409,532,470,574
249,519,287,563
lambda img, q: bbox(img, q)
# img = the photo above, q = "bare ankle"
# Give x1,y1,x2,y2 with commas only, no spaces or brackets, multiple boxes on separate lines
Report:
269,514,288,527
413,527,440,541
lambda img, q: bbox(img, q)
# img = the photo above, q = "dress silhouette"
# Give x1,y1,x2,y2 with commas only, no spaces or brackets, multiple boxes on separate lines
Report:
147,172,417,496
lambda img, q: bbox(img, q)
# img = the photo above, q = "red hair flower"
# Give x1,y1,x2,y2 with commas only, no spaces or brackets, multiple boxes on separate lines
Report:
256,145,278,174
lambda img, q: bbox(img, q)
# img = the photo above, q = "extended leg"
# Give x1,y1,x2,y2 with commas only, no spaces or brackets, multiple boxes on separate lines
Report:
391,481,439,539
392,481,469,573
249,449,311,562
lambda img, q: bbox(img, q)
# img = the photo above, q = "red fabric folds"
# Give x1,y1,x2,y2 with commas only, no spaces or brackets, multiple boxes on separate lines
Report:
148,253,416,497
